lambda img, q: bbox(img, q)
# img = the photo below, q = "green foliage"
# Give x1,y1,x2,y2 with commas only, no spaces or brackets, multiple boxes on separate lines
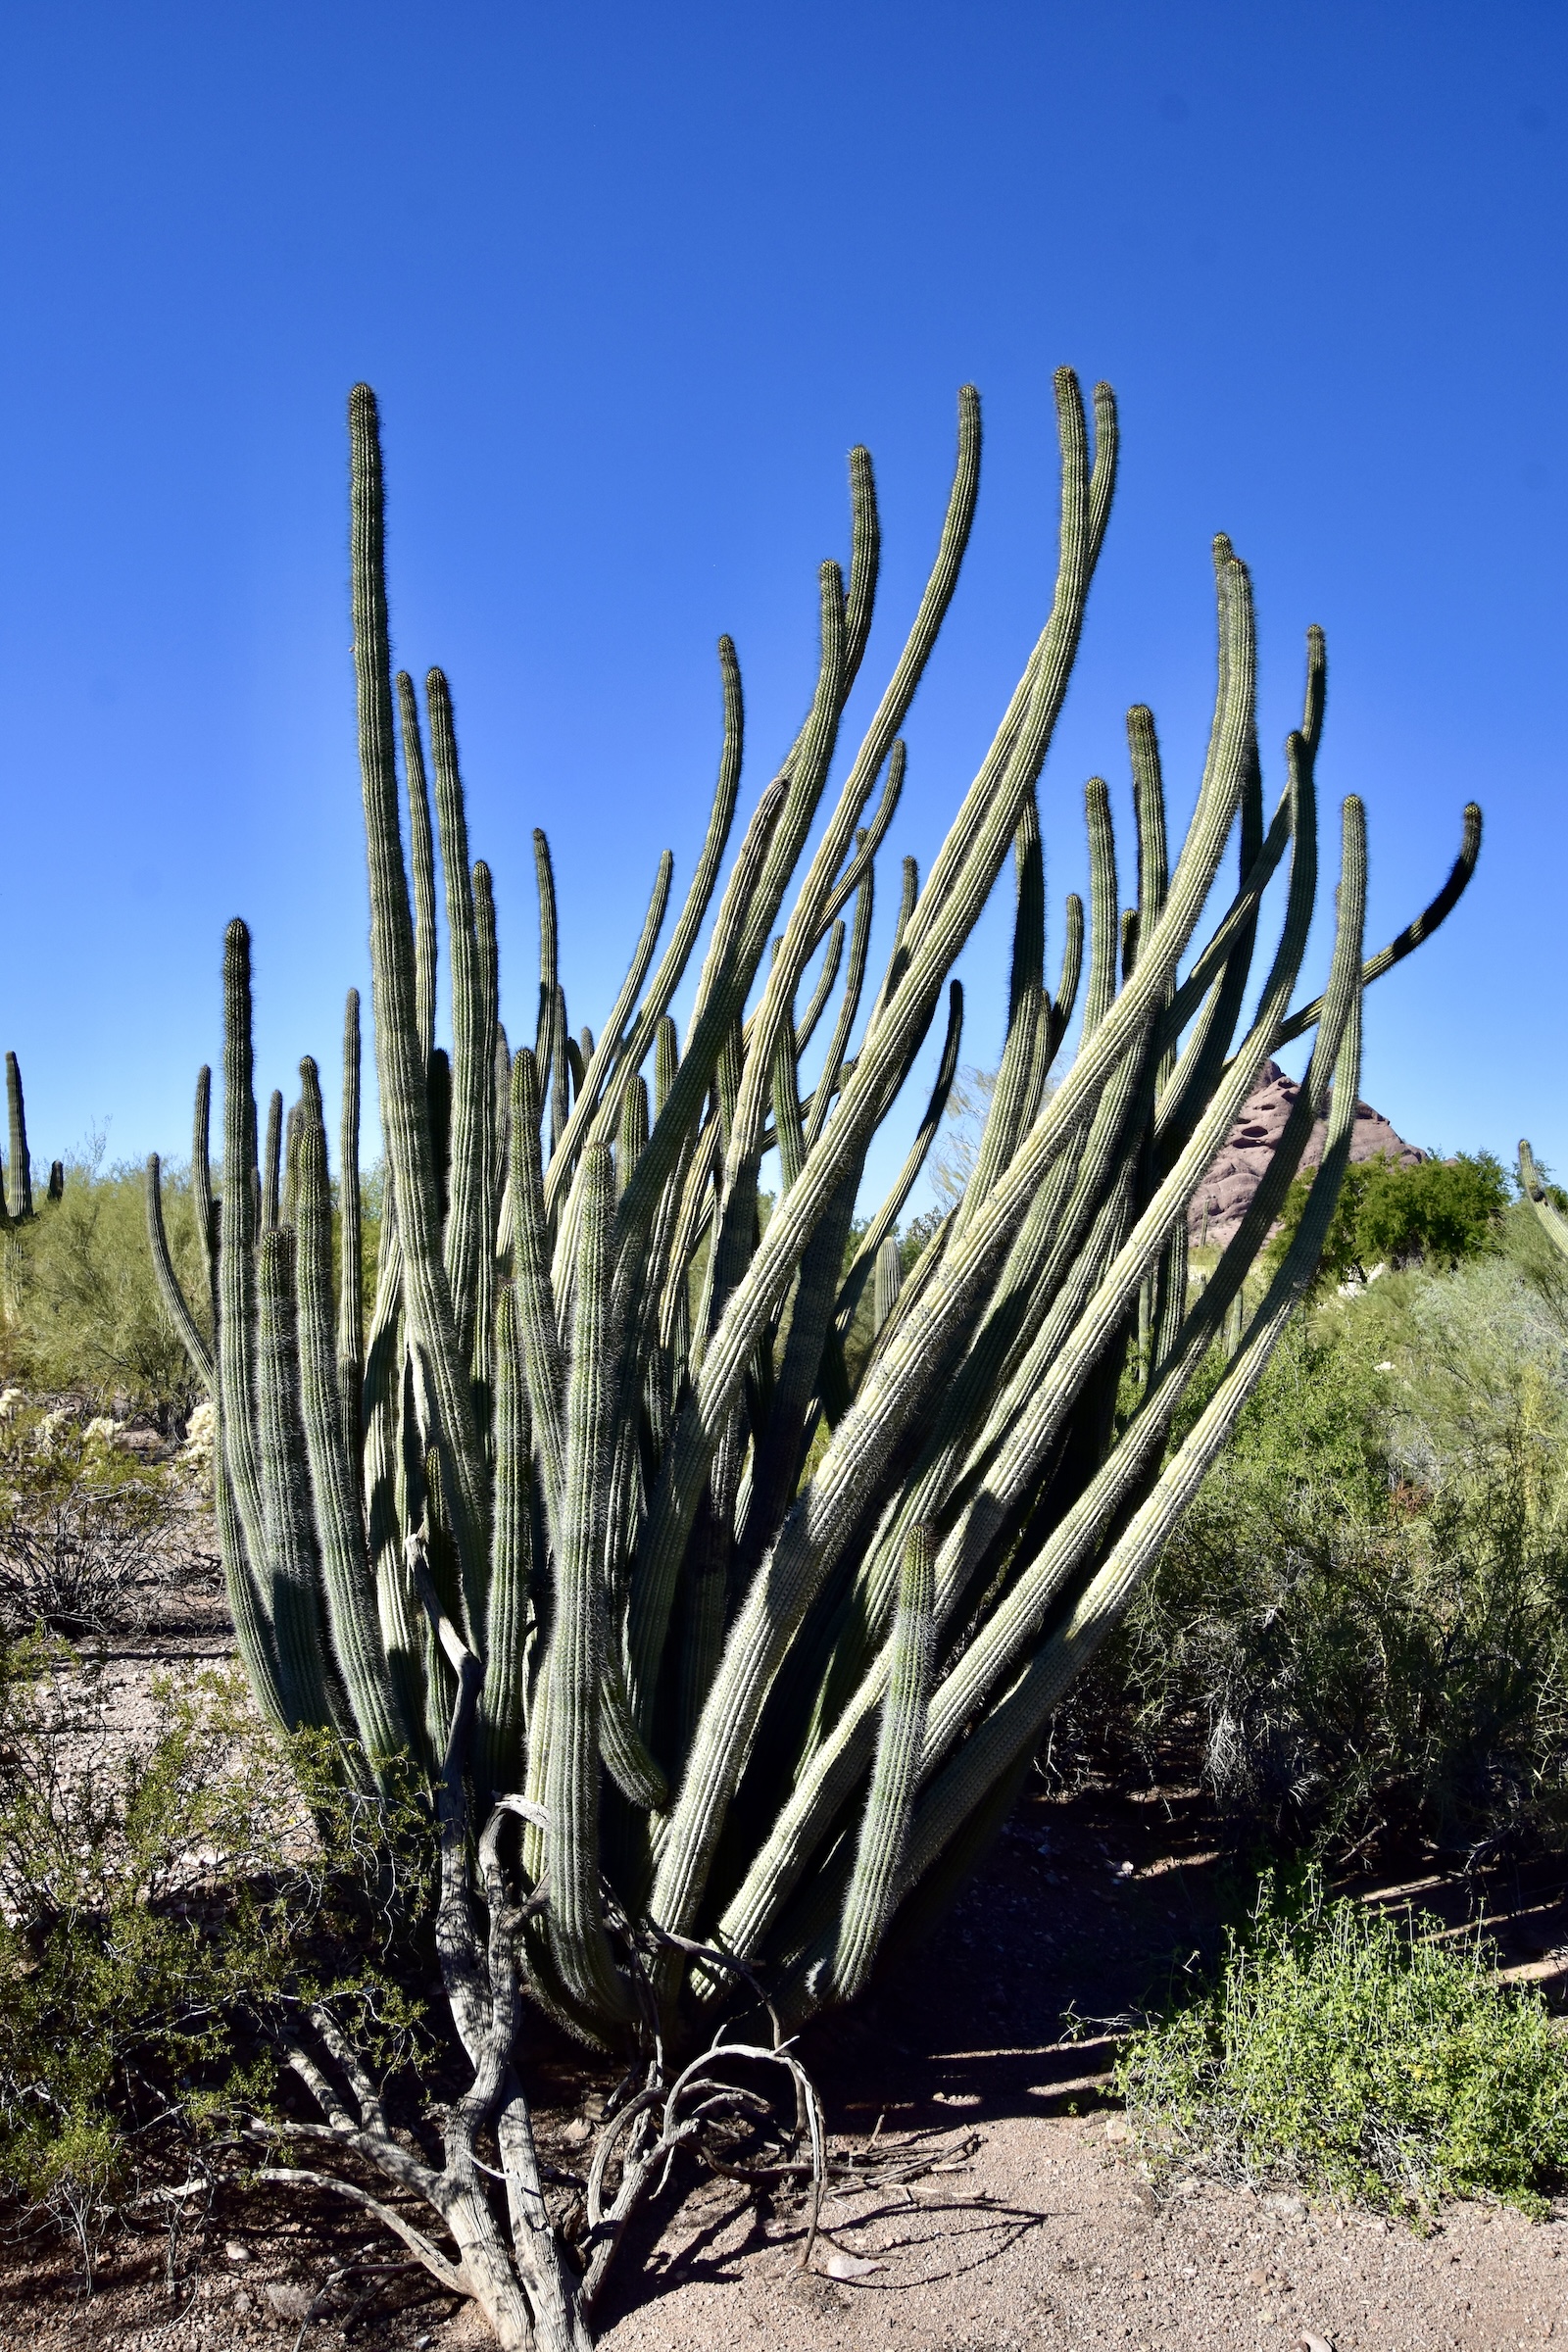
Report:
0,1642,431,2285
0,1397,178,1635
1116,1867,1568,2215
1107,1258,1568,1858
1,1152,208,1426
1270,1149,1510,1288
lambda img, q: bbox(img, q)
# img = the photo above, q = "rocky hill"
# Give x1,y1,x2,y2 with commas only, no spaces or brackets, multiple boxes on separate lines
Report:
1188,1058,1422,1249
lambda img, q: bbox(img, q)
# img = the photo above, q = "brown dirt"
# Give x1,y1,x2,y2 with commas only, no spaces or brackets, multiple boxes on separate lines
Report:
2,1611,1566,2350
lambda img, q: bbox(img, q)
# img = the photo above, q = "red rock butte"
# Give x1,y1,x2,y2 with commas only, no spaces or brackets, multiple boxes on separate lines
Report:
1189,1059,1422,1250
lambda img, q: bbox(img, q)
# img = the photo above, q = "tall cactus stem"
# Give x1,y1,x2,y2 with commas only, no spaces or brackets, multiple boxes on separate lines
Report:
5,1052,31,1220
543,1144,629,2020
828,1523,935,2002
338,990,365,1473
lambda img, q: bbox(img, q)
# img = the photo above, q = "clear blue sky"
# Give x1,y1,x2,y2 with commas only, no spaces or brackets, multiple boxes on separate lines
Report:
1,2,1563,1203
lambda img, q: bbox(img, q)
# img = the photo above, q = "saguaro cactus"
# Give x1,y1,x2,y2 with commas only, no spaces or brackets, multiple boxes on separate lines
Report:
147,377,1479,2346
5,1052,33,1221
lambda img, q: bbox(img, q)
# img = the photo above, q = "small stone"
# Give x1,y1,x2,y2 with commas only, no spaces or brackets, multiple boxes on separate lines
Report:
562,2116,594,2144
231,2288,255,2315
1104,2116,1132,2142
264,2282,314,2322
1247,2269,1268,2288
824,2251,886,2279
225,2241,251,2264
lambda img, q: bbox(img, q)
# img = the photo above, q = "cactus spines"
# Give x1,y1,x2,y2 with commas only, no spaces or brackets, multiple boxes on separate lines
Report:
142,375,1478,2341
872,1234,903,1336
543,1142,627,2023
828,1521,935,2003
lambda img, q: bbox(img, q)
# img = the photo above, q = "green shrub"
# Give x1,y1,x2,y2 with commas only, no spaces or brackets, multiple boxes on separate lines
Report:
1271,1149,1510,1288
1103,1285,1568,1858
0,1642,430,2287
0,1152,383,1433
1116,1866,1568,2215
0,1397,179,1635
0,1151,208,1427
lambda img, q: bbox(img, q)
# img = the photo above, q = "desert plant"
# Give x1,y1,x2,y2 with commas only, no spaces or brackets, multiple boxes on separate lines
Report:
0,1399,179,1637
0,1051,64,1226
1116,1865,1568,2215
1,1152,206,1425
1106,1293,1568,1857
143,376,1478,2345
1271,1147,1510,1288
0,1644,429,2292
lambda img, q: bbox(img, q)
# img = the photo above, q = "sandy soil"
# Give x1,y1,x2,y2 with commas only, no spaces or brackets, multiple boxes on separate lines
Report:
2,1586,1566,2351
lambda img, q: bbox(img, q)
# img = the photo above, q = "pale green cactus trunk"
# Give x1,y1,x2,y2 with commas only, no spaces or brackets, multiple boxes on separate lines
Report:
145,376,1479,2139
6,1052,32,1221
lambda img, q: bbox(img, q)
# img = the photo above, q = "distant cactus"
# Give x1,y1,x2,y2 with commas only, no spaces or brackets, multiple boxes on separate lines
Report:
144,378,1480,2345
5,1052,32,1221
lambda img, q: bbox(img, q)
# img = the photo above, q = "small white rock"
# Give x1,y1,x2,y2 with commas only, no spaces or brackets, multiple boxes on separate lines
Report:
824,2250,886,2279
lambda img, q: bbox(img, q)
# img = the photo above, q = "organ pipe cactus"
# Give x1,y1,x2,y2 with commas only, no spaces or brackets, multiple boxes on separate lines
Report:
145,376,1480,2346
5,1052,33,1221
0,1051,62,1223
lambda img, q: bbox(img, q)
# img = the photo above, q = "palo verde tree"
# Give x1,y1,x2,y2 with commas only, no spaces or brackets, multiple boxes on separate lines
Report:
146,375,1479,2347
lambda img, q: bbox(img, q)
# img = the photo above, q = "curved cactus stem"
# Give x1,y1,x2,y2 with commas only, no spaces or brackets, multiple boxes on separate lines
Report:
192,1064,214,1308
794,918,844,1060
833,979,963,1348
532,827,560,1068
398,670,439,1072
1272,801,1482,1052
812,739,905,946
145,1153,215,1394
803,847,875,1153
1046,892,1084,1066
426,667,490,1367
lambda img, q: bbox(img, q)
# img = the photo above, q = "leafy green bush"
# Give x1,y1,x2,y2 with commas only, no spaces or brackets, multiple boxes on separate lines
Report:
0,1642,430,2287
0,1152,208,1427
1102,1278,1568,1858
1271,1149,1510,1288
0,1153,384,1432
1116,1867,1568,2215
